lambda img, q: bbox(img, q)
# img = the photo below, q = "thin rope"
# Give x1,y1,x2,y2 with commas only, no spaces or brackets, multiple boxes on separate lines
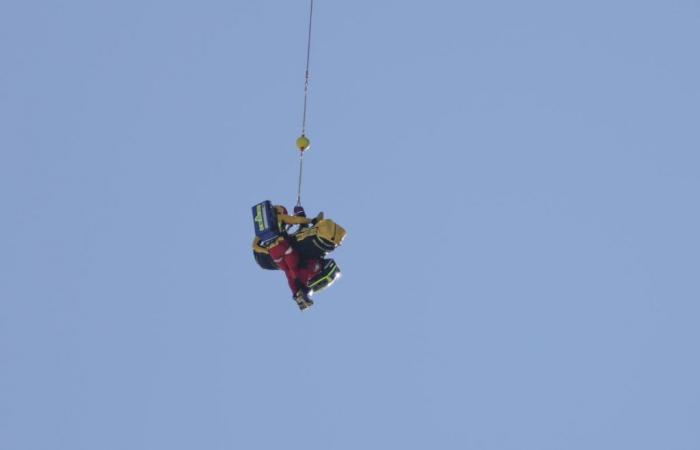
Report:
296,151,304,206
301,0,314,136
297,0,314,207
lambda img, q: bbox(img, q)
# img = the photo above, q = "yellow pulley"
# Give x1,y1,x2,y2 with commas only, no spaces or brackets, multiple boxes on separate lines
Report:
296,134,310,152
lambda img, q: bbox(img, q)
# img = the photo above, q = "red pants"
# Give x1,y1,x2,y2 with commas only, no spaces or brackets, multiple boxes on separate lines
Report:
268,239,320,296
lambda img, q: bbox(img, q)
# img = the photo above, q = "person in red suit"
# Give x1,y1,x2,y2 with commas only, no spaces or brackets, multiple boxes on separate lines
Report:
258,205,322,310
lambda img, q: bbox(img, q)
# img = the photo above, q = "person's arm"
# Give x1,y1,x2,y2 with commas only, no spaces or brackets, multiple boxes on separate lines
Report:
252,237,269,254
278,213,312,226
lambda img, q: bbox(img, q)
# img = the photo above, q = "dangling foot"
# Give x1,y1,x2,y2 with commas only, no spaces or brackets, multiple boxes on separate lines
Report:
294,291,313,311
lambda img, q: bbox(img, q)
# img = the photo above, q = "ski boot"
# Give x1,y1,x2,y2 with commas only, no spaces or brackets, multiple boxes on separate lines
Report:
294,290,314,311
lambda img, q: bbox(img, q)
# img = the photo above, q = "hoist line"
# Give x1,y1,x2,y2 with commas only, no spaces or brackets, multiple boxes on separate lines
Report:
297,0,314,207
301,0,314,136
296,151,304,207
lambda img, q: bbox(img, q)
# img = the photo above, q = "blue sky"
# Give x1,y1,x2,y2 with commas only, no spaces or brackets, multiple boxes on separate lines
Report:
2,1,699,449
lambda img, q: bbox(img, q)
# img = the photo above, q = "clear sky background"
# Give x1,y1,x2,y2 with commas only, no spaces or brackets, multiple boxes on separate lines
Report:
2,1,699,449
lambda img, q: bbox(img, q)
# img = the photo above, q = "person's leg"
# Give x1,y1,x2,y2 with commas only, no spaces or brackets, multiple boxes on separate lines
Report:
281,248,314,309
269,240,303,296
297,258,322,287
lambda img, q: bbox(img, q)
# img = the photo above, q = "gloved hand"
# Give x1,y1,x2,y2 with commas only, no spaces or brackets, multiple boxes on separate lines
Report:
311,211,324,225
293,205,306,217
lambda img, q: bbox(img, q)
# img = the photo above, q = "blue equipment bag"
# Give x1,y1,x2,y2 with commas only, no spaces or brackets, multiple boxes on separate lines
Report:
251,200,280,245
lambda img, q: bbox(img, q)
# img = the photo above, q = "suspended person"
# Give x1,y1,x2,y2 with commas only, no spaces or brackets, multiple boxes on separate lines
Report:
256,205,323,310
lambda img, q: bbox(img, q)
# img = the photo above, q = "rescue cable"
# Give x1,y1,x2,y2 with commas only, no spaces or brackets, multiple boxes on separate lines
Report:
295,0,314,207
